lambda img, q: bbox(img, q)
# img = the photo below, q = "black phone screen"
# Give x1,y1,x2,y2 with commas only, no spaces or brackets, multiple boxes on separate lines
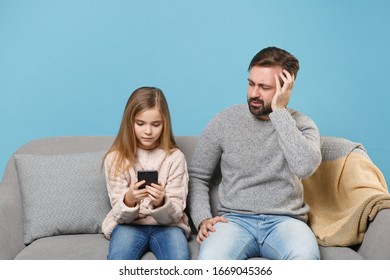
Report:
137,170,158,189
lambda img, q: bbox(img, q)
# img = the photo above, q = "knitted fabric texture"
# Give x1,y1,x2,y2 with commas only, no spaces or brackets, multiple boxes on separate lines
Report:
102,148,190,239
189,104,322,229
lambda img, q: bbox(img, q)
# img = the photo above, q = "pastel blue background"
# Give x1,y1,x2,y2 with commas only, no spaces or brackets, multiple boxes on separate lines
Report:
1,0,390,185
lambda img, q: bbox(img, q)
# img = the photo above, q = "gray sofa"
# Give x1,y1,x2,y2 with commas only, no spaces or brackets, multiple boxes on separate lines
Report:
1,136,390,260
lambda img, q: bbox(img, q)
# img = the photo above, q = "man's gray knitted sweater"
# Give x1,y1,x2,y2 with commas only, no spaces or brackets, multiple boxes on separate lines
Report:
188,105,322,229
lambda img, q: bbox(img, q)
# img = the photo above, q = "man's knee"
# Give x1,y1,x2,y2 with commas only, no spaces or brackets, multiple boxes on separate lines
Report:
285,246,320,260
197,222,257,260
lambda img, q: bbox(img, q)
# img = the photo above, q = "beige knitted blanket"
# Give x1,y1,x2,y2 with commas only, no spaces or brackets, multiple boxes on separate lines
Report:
302,137,390,246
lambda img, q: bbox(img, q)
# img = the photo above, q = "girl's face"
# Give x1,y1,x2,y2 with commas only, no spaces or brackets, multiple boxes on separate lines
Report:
134,107,163,150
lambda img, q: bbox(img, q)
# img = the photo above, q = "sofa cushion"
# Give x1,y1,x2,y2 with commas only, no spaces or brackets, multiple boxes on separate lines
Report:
319,246,363,260
15,234,110,260
14,233,200,260
15,152,111,245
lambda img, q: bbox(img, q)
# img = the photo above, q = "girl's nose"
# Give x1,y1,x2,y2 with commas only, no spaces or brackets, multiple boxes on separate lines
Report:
145,125,152,134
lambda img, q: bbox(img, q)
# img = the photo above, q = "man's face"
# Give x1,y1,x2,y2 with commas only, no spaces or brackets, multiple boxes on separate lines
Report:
247,65,283,120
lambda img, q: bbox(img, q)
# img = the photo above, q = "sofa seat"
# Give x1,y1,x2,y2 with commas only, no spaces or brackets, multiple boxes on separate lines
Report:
319,247,363,260
14,233,200,260
13,232,364,260
15,234,109,260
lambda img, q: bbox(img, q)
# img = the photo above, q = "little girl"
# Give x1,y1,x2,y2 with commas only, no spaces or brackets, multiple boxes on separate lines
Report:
102,86,191,260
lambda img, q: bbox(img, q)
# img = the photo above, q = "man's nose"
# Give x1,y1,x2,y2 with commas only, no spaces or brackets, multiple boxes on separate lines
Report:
250,86,261,98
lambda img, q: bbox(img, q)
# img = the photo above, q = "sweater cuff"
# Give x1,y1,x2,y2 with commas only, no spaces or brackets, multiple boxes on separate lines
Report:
269,108,292,122
113,198,140,223
149,197,176,224
192,213,213,230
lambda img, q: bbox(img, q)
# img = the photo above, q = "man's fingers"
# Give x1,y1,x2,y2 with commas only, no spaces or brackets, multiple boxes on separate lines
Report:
206,222,216,232
274,74,281,91
282,69,293,80
196,216,228,244
197,227,210,244
280,70,294,90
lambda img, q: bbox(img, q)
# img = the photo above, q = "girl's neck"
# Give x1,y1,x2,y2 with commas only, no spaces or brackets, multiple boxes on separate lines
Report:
137,142,159,150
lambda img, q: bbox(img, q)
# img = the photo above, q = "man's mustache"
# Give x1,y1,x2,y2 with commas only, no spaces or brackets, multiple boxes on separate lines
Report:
248,98,264,104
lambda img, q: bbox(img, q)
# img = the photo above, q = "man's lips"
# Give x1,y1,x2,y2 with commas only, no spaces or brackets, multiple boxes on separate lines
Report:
250,99,264,108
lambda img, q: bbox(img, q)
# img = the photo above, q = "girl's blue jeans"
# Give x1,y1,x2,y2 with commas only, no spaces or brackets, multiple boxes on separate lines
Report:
108,224,190,260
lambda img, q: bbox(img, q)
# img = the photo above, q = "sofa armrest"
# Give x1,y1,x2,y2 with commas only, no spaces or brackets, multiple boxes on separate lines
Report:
0,160,26,259
357,209,390,259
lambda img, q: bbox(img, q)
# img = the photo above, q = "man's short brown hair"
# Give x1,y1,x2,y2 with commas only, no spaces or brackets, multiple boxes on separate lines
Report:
248,46,299,78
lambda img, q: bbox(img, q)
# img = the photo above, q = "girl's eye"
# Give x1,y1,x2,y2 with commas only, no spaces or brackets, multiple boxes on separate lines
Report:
136,122,144,126
152,123,162,127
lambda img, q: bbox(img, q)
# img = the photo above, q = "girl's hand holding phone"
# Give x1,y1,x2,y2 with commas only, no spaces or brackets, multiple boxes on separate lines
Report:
146,183,165,208
123,180,148,207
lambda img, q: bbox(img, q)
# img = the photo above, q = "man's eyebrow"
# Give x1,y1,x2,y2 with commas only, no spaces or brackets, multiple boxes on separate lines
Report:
247,78,271,87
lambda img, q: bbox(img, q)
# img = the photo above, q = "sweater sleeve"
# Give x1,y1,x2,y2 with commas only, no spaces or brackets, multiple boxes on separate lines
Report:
269,108,322,178
188,114,223,229
104,152,140,224
148,150,189,224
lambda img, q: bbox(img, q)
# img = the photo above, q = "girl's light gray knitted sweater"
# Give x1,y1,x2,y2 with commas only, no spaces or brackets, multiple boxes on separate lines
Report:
189,105,322,229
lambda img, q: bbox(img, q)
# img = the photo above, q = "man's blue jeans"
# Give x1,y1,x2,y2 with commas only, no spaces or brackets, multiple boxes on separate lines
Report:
199,213,320,260
108,224,190,260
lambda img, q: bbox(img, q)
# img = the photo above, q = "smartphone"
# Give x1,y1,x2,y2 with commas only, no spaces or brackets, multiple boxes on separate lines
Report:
137,170,158,189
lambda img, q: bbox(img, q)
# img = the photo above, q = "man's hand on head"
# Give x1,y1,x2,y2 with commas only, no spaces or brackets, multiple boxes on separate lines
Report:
271,69,295,111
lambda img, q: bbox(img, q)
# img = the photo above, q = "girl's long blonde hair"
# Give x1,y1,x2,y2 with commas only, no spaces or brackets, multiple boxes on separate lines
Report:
103,86,178,175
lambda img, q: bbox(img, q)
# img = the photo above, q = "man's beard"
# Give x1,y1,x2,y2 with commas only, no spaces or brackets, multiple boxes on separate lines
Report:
247,97,273,117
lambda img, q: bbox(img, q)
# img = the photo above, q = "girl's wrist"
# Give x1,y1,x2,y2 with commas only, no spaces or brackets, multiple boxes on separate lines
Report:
123,193,136,207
